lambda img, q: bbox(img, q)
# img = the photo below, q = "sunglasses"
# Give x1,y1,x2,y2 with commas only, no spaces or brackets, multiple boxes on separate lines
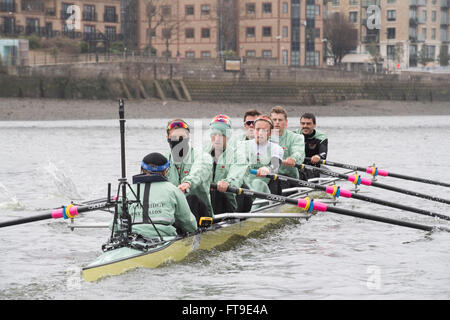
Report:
167,121,189,131
244,120,255,126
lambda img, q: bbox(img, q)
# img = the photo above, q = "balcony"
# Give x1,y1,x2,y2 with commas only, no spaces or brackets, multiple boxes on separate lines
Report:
45,7,55,16
21,0,44,12
410,0,427,7
82,11,97,22
363,34,380,43
362,0,380,7
0,0,16,12
104,13,118,23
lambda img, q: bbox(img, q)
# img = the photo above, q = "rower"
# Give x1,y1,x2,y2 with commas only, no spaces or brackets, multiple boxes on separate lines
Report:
228,109,261,146
239,115,284,209
113,152,198,239
206,115,249,215
165,119,214,220
269,106,305,195
295,113,328,181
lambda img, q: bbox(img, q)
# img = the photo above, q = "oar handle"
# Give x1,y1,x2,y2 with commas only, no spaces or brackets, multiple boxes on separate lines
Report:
0,201,114,229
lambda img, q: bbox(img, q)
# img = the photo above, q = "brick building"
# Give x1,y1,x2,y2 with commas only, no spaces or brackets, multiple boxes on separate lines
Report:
326,0,450,69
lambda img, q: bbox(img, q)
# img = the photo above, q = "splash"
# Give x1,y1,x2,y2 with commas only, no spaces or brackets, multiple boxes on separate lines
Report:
43,162,82,200
0,182,25,211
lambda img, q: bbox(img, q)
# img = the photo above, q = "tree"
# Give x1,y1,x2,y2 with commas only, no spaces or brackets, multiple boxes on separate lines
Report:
366,42,382,72
417,45,434,67
323,13,358,65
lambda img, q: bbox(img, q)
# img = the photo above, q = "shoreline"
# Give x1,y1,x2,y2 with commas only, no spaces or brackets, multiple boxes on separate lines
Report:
0,98,449,121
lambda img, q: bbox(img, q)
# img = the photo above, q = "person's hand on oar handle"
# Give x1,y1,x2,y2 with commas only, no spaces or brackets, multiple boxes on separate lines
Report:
310,155,321,164
216,180,229,193
282,157,296,167
178,182,191,193
256,166,271,177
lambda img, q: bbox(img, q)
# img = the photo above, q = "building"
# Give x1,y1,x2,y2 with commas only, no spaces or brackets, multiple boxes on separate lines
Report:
325,0,450,70
0,38,28,65
1,0,326,67
137,0,325,66
0,0,121,43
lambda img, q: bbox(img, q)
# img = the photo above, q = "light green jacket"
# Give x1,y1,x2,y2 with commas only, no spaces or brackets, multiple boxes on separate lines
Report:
114,178,198,239
166,146,214,216
204,143,249,211
237,139,284,194
270,129,305,179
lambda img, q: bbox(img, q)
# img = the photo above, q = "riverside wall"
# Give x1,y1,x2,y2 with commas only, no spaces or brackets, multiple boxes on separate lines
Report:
1,61,450,104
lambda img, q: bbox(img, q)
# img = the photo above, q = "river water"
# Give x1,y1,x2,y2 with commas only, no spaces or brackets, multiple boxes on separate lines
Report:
0,115,449,300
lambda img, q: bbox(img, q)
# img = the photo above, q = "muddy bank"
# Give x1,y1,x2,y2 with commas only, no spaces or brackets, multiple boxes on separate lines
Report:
0,98,449,121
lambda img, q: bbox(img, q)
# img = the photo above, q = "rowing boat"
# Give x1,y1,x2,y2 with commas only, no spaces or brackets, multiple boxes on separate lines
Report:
81,174,348,282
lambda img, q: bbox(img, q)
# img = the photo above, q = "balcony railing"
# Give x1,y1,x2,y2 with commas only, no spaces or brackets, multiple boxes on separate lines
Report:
104,13,118,23
410,0,427,6
21,0,44,12
362,0,380,7
0,0,16,12
82,12,97,22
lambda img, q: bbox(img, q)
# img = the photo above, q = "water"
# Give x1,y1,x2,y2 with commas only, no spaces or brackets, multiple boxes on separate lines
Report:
0,115,449,300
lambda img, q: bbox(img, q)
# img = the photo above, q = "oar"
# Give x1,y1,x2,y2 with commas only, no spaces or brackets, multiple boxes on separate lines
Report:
210,184,450,233
306,157,450,188
250,170,450,221
299,164,450,205
0,200,114,229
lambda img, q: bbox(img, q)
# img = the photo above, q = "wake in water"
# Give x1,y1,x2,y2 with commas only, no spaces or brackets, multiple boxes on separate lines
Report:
0,182,25,211
42,162,82,201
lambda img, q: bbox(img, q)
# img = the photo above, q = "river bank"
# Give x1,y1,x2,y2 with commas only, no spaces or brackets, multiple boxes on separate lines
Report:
0,98,449,121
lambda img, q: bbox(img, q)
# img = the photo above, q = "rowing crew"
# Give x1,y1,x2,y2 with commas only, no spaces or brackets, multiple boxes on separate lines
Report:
113,106,328,239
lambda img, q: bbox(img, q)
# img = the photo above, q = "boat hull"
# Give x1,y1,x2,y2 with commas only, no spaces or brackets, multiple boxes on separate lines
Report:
82,199,311,282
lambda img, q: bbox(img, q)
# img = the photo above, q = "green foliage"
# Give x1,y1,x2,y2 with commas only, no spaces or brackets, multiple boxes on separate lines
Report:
110,41,124,54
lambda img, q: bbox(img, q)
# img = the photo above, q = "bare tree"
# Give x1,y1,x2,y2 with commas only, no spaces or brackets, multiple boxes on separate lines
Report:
324,13,358,65
141,0,178,57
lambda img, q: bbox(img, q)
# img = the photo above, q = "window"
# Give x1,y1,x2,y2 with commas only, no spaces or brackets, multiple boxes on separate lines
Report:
387,10,396,22
350,0,358,5
84,25,96,40
306,5,316,19
432,11,436,22
282,26,288,38
105,26,116,40
104,6,117,22
185,28,194,39
291,50,300,65
425,45,435,59
162,28,172,39
387,45,395,59
185,51,195,58
306,51,320,66
349,12,358,23
83,5,96,21
262,50,272,58
431,28,436,40
201,51,211,58
246,27,255,38
201,28,210,38
25,18,39,34
282,2,288,14
185,5,194,16
162,6,171,17
331,0,340,6
387,0,396,3
387,28,396,39
201,5,210,15
246,3,255,14
314,28,320,38
262,3,272,13
246,50,256,57
262,26,271,37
